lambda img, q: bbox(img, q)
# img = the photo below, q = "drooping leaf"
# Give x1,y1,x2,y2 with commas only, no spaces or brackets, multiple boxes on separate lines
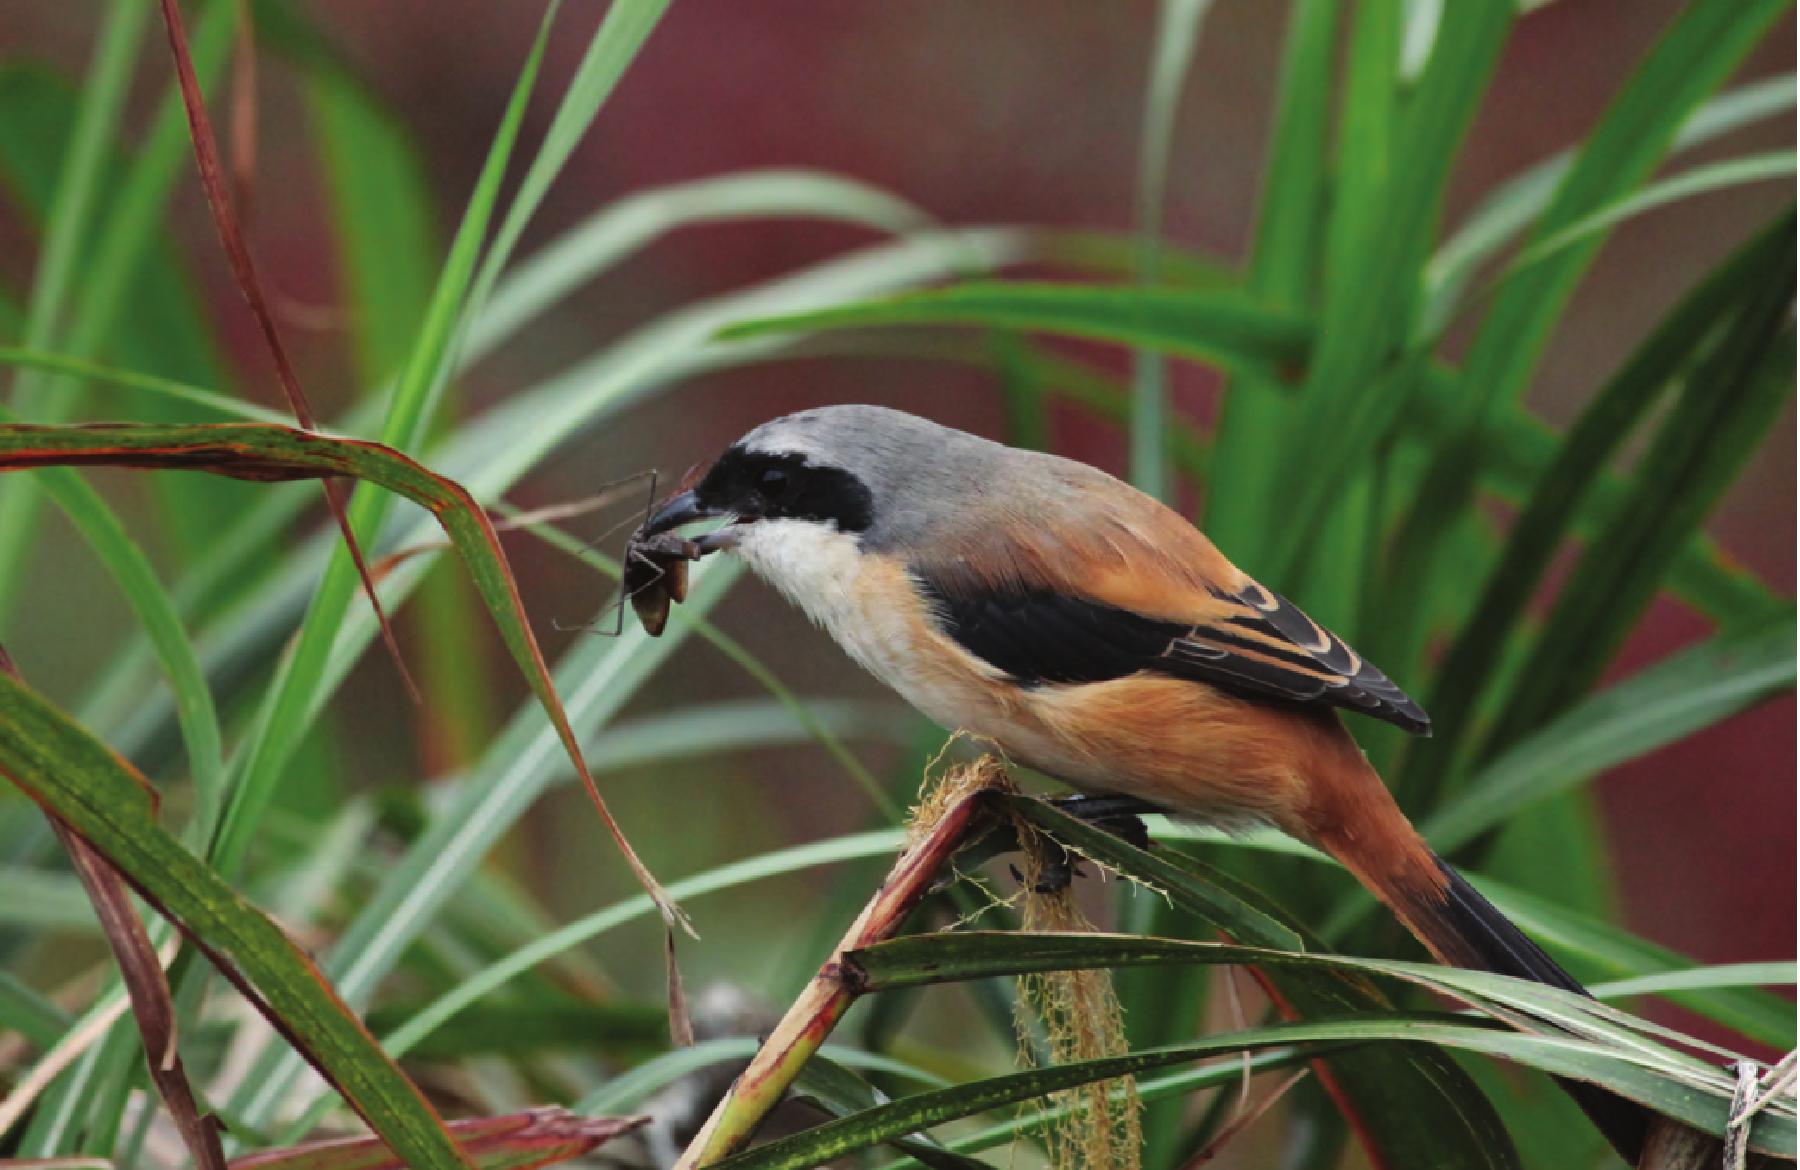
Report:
712,1016,1792,1170
0,421,678,924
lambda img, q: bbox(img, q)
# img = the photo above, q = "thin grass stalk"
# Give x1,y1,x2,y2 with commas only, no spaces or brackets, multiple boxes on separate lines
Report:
671,781,998,1168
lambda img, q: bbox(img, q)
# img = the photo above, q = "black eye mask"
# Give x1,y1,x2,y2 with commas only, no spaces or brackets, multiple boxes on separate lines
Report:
697,447,875,533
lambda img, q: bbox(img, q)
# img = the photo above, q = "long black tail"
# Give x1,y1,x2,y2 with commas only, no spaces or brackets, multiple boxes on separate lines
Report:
1426,855,1650,1163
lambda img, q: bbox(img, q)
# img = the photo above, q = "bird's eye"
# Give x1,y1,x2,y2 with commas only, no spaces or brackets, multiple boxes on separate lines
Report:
758,466,792,499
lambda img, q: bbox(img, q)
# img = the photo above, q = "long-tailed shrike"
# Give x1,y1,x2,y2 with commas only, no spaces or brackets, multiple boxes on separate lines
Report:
639,404,1644,1159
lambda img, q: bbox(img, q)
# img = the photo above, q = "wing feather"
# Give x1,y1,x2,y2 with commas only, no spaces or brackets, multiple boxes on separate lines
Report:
910,465,1430,733
915,549,1430,734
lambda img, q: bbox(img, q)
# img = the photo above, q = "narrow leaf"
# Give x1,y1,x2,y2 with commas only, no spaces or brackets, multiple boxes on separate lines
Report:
0,671,474,1169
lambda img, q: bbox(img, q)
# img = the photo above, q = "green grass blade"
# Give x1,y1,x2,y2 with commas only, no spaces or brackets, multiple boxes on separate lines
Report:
1482,261,1794,755
0,419,678,910
1590,963,1795,1002
7,0,145,378
1502,152,1794,280
1392,0,1790,626
720,282,1310,375
713,1017,1792,1170
392,828,908,1074
1204,0,1338,552
1129,0,1212,499
0,673,475,1169
209,7,559,882
468,169,932,365
0,1,235,620
0,969,69,1049
870,1052,1308,1170
232,563,737,1131
1398,214,1794,801
0,0,147,625
1425,612,1795,854
1264,0,1511,579
578,1038,947,1115
1454,0,1789,418
1422,74,1795,337
1478,877,1797,1050
0,407,225,835
850,931,1753,1078
458,1,673,354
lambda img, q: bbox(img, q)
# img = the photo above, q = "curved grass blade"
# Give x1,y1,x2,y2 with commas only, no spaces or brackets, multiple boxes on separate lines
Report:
0,405,225,834
239,564,737,1135
1423,74,1795,337
468,168,932,367
1497,152,1794,289
1453,0,1789,416
870,1050,1307,1170
1590,964,1795,1002
1474,879,1797,1052
0,421,681,925
1425,612,1795,853
848,932,1751,1080
0,671,475,1169
712,1017,1794,1170
0,345,284,422
791,1054,988,1170
718,282,1311,378
385,827,909,1072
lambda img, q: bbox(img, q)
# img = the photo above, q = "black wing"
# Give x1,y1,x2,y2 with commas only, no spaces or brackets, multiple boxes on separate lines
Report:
917,572,1431,735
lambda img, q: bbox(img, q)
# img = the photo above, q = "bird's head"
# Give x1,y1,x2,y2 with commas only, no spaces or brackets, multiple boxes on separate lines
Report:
639,405,998,570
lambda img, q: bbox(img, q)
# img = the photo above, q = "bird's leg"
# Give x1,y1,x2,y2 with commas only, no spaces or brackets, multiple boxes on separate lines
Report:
1025,795,1164,893
1046,794,1161,851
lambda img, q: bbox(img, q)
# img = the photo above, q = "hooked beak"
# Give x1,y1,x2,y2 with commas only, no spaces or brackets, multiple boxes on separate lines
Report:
641,489,746,553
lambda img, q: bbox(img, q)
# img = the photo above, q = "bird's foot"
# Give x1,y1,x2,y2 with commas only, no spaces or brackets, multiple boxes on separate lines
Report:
1022,795,1163,893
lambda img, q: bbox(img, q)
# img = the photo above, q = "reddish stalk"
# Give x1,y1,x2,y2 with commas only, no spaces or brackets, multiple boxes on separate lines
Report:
672,786,998,1168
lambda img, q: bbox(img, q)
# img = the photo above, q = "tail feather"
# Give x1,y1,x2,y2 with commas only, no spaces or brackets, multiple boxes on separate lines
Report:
1400,853,1650,1164
1297,732,1651,1162
1422,856,1586,993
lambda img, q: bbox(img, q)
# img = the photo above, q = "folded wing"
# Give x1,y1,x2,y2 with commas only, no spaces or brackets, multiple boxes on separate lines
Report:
915,562,1430,736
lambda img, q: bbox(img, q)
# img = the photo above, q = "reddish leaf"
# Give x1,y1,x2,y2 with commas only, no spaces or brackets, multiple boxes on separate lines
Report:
226,1109,647,1170
155,0,415,701
0,653,226,1170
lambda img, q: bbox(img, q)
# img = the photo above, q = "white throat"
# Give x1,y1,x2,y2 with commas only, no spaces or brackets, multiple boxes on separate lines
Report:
729,520,915,686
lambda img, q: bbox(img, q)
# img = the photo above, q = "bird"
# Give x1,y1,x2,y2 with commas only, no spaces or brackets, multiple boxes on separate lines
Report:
638,403,1646,1160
